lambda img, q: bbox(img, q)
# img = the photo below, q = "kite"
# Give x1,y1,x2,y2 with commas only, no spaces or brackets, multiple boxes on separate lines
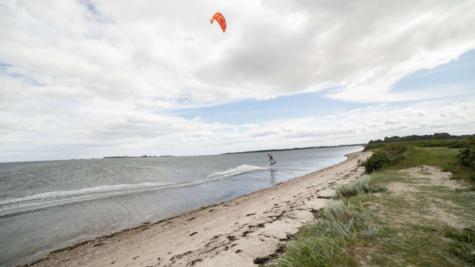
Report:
210,12,226,33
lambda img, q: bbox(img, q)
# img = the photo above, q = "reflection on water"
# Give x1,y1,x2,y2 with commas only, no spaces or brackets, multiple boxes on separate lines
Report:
270,169,277,185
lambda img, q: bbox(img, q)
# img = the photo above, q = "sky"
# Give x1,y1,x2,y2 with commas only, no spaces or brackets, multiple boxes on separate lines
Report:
1,0,475,162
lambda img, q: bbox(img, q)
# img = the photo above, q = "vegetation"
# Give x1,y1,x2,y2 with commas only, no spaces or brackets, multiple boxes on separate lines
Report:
368,132,473,144
262,144,475,267
267,198,379,267
334,175,387,198
458,137,475,171
363,135,475,184
363,143,408,173
364,139,469,152
387,147,475,185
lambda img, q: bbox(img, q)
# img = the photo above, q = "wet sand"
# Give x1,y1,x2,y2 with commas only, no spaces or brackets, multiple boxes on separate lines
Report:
24,151,370,267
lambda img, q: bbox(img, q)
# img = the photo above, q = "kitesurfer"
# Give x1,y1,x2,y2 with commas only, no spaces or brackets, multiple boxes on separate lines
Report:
268,153,276,164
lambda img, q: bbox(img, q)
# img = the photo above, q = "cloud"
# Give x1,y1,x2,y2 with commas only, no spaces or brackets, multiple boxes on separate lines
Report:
2,0,475,106
410,109,426,117
1,0,475,161
1,96,474,161
385,119,401,125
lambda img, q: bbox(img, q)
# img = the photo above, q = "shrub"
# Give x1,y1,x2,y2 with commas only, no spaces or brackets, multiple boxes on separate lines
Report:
448,140,468,149
457,137,475,170
364,143,408,173
363,151,391,173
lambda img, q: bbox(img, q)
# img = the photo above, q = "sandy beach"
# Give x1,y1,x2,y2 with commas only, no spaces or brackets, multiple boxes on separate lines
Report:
24,151,370,267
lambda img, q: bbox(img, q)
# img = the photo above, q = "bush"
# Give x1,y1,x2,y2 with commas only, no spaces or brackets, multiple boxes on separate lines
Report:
364,143,408,173
363,151,391,173
457,137,475,170
448,140,468,149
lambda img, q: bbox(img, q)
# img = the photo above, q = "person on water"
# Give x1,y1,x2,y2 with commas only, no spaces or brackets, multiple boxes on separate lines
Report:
268,153,276,164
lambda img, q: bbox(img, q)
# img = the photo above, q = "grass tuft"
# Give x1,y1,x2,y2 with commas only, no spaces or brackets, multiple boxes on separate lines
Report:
271,198,378,267
444,227,475,264
334,175,387,199
444,227,475,244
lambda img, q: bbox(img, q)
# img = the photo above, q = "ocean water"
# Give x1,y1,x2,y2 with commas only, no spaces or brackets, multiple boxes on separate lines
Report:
0,146,362,266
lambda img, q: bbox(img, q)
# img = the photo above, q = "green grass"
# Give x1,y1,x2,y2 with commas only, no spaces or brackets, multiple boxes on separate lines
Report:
364,177,474,266
391,147,475,185
391,147,459,170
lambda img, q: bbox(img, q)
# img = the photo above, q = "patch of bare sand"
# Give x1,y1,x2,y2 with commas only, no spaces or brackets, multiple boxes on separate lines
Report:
388,183,418,194
25,152,371,267
400,165,462,189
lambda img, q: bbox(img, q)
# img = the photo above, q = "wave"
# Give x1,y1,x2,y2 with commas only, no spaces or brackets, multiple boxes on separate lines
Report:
206,164,268,180
0,165,267,211
0,182,171,208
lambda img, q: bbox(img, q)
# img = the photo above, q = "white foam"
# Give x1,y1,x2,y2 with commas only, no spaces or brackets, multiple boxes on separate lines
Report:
0,182,170,207
0,164,268,211
207,164,267,180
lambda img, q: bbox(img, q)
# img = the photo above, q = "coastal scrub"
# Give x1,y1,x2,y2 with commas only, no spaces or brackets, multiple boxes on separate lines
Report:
264,146,475,267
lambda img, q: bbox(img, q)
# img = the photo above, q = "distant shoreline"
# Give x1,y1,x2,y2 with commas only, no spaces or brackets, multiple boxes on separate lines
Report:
1,144,364,164
221,143,364,155
103,155,174,158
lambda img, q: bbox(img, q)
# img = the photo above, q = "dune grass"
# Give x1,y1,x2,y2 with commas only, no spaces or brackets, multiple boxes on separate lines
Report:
334,175,387,199
267,199,378,267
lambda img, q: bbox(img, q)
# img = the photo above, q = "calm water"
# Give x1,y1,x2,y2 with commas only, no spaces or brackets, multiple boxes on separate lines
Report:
0,146,362,266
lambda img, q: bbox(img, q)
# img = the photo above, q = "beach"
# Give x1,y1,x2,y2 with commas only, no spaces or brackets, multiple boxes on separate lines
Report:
24,151,370,267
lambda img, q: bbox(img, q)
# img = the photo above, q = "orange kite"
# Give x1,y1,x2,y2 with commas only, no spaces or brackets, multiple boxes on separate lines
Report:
210,12,226,33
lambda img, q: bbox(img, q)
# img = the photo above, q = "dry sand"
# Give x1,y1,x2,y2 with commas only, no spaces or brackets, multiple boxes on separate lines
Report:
24,151,371,267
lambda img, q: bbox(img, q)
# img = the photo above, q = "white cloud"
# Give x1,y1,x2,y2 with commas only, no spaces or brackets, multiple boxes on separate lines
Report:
1,0,475,161
1,96,474,161
2,0,475,105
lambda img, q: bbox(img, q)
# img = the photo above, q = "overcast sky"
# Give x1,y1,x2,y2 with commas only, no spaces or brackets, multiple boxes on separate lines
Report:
1,0,475,162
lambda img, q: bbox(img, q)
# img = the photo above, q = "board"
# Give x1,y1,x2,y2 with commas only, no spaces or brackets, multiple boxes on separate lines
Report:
270,162,277,165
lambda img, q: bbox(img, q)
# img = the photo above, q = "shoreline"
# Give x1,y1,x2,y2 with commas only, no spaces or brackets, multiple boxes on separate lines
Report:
23,151,370,267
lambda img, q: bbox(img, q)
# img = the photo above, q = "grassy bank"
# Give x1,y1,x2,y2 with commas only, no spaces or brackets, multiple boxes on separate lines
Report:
364,139,475,184
392,147,475,184
260,147,475,266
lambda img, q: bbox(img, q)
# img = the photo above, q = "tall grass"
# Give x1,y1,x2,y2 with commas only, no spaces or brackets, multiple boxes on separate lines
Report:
334,175,387,199
272,199,379,267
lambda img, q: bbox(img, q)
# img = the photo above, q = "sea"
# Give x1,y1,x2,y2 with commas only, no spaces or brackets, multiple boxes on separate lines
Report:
0,146,362,266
